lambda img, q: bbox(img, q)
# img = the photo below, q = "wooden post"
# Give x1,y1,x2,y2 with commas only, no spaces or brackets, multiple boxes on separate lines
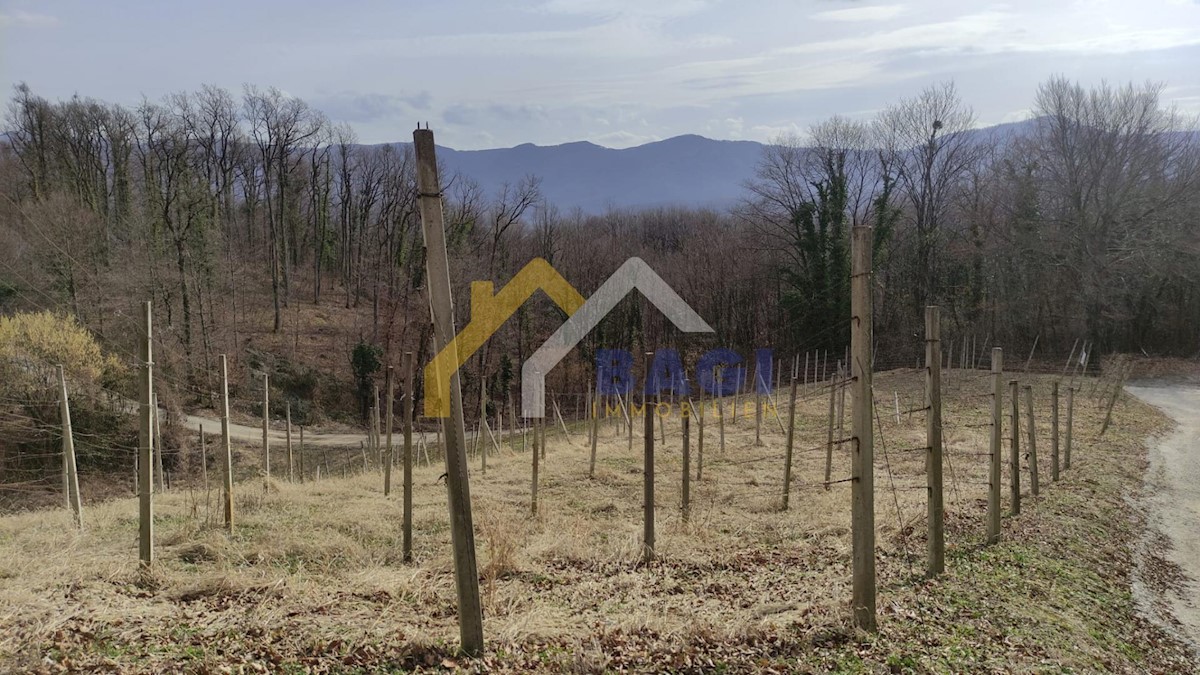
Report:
824,368,835,490
716,366,726,454
785,376,799,506
1062,339,1079,378
1064,386,1074,470
508,393,519,455
642,359,655,564
696,386,705,481
298,427,305,484
153,393,165,492
479,390,488,474
1024,385,1040,496
925,307,943,577
385,365,394,496
1024,334,1039,373
588,387,599,478
200,425,208,493
414,127,484,656
988,348,1003,545
733,366,741,421
850,226,876,631
262,373,270,483
754,369,763,446
138,301,154,567
403,352,414,563
57,365,82,529
1009,380,1021,515
220,355,234,532
531,416,540,514
286,402,294,483
1099,361,1130,436
681,404,690,522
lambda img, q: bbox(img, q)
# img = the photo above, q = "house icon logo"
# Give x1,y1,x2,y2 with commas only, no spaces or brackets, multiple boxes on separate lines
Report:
424,257,714,418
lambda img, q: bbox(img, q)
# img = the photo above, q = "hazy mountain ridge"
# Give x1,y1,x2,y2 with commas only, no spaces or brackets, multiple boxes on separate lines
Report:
424,121,1045,213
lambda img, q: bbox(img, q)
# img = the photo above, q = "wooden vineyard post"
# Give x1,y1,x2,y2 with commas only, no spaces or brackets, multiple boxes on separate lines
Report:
153,393,165,492
262,373,270,484
57,365,82,529
286,402,294,483
414,127,484,655
588,387,599,478
1063,339,1079,378
1051,382,1060,481
642,358,656,563
716,366,726,455
1024,385,1039,496
784,376,799,508
385,365,394,496
681,405,691,522
988,348,1003,544
138,301,154,567
1065,386,1075,471
733,367,741,421
754,369,763,446
824,367,836,490
200,425,208,492
1099,361,1131,437
695,387,705,481
220,355,234,532
531,417,540,514
850,226,876,631
925,306,944,577
403,352,414,562
298,427,304,483
1009,380,1021,515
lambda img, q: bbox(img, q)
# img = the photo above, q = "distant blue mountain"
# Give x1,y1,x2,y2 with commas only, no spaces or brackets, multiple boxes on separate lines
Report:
433,134,766,214
426,121,1052,213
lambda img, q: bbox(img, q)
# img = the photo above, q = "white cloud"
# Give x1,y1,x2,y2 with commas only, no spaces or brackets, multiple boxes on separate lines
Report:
813,5,906,22
783,6,1200,57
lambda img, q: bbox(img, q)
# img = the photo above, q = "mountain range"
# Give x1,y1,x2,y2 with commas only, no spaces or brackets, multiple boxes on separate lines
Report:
428,119,1045,213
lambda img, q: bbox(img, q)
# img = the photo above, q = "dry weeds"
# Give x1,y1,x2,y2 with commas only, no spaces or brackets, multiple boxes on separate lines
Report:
0,369,1192,672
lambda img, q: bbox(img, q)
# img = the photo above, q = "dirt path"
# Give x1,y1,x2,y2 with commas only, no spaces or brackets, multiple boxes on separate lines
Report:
177,411,370,447
1127,381,1200,653
177,411,498,449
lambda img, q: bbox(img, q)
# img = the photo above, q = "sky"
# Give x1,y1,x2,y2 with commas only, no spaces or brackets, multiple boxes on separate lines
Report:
1,0,1198,150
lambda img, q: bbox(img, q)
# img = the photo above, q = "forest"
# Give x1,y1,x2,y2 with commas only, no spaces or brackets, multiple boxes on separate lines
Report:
0,77,1197,481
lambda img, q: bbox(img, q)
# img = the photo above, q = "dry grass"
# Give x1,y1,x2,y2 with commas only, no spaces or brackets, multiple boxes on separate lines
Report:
0,369,1193,672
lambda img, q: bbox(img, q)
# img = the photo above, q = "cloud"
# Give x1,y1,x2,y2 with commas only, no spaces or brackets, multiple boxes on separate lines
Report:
311,91,432,124
813,4,905,21
781,7,1200,57
0,10,58,27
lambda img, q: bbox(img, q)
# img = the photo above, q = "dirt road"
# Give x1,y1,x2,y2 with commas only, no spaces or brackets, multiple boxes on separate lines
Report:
177,412,370,447
1127,381,1200,654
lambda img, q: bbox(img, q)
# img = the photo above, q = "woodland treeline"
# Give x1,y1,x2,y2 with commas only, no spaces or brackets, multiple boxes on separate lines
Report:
1,77,1198,436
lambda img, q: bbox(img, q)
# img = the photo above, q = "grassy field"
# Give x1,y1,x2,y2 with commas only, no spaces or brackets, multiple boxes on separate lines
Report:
0,369,1194,673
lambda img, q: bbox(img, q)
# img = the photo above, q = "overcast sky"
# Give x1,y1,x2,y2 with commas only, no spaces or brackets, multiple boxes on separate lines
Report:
2,0,1198,150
